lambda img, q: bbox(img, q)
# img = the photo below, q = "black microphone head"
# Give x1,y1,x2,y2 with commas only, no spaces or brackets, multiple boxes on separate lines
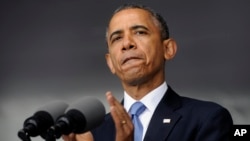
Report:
18,101,68,139
65,96,106,133
36,101,69,122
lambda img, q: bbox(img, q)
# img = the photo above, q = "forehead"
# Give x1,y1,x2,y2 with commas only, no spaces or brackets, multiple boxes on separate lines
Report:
108,8,157,33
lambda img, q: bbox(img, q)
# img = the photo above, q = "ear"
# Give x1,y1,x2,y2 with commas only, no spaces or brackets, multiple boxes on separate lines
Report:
163,38,177,60
105,53,116,74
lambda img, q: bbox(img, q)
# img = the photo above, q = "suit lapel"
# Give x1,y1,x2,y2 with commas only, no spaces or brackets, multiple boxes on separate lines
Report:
144,86,182,141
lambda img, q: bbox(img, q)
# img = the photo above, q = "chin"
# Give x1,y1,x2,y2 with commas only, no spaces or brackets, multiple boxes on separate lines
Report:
123,75,147,86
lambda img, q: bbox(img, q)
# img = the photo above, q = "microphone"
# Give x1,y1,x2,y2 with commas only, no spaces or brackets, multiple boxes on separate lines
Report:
48,96,106,138
18,101,68,141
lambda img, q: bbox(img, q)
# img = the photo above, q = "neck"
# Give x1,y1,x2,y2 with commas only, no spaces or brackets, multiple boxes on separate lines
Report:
122,73,165,100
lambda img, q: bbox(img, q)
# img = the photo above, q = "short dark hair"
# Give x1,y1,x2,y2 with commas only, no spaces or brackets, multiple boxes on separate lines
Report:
106,3,170,40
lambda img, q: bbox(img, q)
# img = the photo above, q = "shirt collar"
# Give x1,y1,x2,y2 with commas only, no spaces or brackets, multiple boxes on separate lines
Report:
124,82,168,112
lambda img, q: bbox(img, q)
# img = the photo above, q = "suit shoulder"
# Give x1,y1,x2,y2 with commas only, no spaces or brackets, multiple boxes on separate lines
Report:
179,96,232,120
180,96,225,110
180,96,222,108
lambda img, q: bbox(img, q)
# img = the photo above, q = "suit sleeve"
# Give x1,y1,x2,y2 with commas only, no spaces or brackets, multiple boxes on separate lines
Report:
195,106,233,141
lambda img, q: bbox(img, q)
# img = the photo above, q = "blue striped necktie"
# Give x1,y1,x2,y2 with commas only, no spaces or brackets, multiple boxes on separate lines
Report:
129,102,146,141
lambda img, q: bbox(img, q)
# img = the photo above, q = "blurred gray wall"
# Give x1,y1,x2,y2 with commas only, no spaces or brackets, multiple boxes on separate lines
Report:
1,0,249,141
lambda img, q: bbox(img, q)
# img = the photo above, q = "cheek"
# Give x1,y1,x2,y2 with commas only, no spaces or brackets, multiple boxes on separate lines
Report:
145,46,164,65
110,53,121,69
143,43,158,61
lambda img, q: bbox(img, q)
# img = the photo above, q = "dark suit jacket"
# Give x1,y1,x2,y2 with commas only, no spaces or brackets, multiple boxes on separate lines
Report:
91,86,233,141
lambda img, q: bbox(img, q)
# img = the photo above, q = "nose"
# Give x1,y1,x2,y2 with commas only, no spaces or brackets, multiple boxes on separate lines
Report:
122,34,136,51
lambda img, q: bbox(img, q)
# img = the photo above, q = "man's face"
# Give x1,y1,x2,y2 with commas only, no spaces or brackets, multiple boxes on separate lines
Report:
106,8,166,85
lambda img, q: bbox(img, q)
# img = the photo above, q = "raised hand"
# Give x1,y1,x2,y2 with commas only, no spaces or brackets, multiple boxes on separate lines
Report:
106,91,134,141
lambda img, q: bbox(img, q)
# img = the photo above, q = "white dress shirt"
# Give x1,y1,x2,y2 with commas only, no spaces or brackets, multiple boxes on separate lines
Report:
124,82,168,140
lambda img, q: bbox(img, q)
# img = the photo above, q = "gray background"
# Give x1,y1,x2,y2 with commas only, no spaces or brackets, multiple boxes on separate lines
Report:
1,0,249,141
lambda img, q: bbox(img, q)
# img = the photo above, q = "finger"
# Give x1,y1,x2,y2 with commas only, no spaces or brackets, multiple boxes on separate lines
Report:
75,132,94,141
106,92,127,114
106,91,122,108
106,92,134,140
106,92,133,130
62,133,76,141
106,92,132,122
106,92,124,127
106,92,130,121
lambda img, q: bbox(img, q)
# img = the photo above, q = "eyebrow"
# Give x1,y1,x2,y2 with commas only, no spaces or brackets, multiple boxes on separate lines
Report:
109,25,149,41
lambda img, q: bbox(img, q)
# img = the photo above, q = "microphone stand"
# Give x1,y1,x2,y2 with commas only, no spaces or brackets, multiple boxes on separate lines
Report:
45,134,56,141
18,129,57,141
17,129,31,141
42,131,56,141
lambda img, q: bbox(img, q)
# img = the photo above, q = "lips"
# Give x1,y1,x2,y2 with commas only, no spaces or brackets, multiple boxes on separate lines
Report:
121,53,143,65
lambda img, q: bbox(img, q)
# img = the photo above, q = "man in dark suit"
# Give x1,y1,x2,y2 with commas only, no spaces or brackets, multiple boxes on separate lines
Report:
63,3,233,141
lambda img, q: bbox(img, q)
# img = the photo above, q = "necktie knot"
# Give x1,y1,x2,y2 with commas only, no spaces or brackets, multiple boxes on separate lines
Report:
129,102,146,116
